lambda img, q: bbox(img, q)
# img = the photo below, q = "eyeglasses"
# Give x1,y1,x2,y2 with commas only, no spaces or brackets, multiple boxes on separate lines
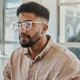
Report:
13,21,44,32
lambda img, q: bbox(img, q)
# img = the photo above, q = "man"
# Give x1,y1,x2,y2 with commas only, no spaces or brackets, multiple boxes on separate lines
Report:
3,2,80,80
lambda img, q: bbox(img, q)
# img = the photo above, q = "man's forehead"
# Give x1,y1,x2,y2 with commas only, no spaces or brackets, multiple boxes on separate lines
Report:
18,12,37,18
18,12,48,24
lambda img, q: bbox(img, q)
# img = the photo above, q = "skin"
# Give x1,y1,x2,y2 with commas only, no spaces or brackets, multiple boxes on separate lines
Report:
18,12,48,59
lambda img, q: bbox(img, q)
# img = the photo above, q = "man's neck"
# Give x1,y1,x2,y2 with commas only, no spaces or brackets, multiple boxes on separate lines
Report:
29,36,48,59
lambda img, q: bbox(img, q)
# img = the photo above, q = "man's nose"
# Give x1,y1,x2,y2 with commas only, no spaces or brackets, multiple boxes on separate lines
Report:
19,26,27,33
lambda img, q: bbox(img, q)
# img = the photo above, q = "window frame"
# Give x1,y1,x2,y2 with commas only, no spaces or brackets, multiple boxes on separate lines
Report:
57,0,80,48
0,0,20,56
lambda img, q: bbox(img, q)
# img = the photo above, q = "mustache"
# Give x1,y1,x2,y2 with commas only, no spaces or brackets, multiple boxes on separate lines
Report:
19,33,31,38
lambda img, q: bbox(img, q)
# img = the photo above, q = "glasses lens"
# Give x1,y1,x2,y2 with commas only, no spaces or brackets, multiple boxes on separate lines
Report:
23,21,32,30
13,23,21,32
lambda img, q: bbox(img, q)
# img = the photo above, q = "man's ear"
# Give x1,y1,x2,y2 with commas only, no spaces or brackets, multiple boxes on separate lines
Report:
41,24,48,34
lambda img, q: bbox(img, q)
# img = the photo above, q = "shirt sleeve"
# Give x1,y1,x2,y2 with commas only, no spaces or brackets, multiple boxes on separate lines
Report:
3,48,21,80
3,63,11,80
56,58,80,80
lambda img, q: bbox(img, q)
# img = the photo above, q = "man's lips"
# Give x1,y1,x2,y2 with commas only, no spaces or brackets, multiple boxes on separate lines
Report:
20,36,26,38
20,36,27,40
19,34,30,40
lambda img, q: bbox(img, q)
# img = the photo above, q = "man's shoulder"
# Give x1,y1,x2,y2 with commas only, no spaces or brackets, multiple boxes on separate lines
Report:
12,47,23,54
51,42,79,62
10,47,26,61
50,42,80,71
47,36,79,62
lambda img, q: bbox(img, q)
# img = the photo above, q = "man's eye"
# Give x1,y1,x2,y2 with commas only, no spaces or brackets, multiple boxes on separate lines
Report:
26,23,31,26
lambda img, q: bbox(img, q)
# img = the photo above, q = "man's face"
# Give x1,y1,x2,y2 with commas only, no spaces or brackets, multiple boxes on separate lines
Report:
18,12,43,47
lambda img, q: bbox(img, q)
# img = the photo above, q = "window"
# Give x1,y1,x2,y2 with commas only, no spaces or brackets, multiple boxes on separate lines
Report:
58,0,80,59
0,0,21,56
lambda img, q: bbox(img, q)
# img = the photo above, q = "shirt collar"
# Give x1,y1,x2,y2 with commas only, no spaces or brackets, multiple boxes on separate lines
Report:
24,35,53,62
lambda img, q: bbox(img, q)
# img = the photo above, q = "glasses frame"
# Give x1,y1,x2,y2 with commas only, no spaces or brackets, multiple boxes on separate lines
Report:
13,21,44,32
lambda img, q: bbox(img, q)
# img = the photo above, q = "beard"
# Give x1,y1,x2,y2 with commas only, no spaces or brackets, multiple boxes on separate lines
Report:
19,33,41,48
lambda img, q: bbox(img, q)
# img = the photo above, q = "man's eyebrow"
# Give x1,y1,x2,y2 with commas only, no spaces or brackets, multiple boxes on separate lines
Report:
24,20,32,22
17,20,32,23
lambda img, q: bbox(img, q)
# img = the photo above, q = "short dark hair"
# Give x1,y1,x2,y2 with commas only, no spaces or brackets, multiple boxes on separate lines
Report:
17,2,50,22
